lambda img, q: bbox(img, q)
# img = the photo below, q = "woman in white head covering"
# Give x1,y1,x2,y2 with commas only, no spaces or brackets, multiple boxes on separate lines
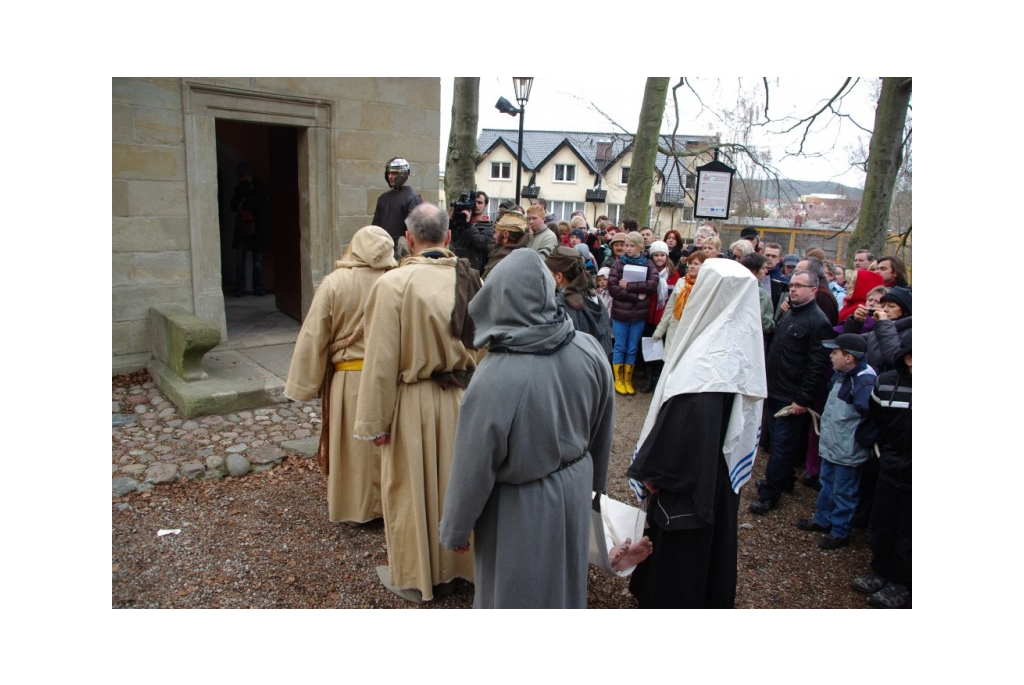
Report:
625,258,767,608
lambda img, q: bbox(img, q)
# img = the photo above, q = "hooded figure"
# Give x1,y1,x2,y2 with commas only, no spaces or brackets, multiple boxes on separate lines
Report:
626,258,767,608
440,249,615,608
545,246,613,357
284,225,396,524
837,269,884,325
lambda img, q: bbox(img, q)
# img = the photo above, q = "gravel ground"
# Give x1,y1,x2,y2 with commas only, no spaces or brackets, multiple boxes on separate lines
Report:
112,371,872,609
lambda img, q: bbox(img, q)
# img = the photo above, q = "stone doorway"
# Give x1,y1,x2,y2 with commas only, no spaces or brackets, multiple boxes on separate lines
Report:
182,81,333,341
215,120,302,323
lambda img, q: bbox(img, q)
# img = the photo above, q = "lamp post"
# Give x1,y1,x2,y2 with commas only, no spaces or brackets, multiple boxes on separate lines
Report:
495,77,533,206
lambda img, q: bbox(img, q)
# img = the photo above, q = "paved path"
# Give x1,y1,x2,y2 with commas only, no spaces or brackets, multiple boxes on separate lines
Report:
112,375,320,497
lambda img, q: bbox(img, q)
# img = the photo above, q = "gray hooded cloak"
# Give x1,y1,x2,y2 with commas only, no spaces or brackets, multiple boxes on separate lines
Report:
439,249,615,608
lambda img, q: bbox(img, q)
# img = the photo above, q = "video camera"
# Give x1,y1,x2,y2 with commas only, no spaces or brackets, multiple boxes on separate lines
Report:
449,191,477,228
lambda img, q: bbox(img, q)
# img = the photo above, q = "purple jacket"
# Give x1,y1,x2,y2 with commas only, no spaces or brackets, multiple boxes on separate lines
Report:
607,258,658,323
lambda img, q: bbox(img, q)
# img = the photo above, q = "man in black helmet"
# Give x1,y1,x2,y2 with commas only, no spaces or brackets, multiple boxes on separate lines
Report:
372,157,423,258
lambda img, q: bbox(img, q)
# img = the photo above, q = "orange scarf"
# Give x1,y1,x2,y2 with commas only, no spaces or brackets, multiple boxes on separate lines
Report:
673,273,697,320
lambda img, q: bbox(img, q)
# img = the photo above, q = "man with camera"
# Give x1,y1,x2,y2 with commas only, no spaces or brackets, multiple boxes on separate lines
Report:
449,190,494,274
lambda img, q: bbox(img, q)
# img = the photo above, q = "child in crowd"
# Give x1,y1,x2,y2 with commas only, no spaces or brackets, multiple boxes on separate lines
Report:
607,232,658,395
796,333,877,550
596,267,613,319
851,333,911,608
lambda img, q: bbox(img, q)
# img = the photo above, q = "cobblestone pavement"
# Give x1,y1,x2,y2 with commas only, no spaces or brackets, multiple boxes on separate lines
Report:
112,374,320,497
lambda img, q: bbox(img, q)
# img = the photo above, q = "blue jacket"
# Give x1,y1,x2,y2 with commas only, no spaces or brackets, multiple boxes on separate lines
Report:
818,359,878,466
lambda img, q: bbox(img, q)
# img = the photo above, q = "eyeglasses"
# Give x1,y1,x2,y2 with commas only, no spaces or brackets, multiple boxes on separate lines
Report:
789,283,815,290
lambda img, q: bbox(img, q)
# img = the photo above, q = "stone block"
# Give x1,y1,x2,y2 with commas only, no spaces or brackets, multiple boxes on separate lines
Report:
112,77,181,111
133,105,184,146
113,104,134,143
338,160,381,190
113,319,151,356
145,462,179,484
334,97,363,130
150,305,221,381
112,216,191,252
226,454,251,477
112,477,139,497
126,180,188,217
113,179,129,217
359,102,394,131
112,352,153,376
112,283,193,322
393,105,440,138
132,251,191,284
376,78,438,110
112,253,132,286
249,444,285,465
112,144,183,181
335,130,376,162
181,460,206,479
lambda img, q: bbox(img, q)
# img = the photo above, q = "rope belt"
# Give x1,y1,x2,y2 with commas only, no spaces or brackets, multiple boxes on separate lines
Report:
430,369,473,390
334,360,363,371
555,452,589,473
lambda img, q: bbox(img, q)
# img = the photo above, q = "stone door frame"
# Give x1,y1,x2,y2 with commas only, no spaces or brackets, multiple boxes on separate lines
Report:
182,81,333,338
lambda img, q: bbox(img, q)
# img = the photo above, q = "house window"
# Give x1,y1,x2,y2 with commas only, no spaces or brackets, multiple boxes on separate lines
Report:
491,162,511,180
682,206,694,221
549,201,586,221
607,204,622,225
685,172,696,189
488,197,511,218
554,164,576,182
621,167,630,185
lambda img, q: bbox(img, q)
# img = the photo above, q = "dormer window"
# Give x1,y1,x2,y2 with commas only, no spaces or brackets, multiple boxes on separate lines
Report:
554,164,576,182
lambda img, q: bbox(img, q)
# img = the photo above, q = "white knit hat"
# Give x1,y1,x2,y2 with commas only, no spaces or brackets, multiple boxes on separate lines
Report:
649,240,669,256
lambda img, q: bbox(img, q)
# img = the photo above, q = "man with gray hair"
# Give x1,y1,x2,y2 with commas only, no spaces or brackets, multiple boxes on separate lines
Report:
354,202,481,603
853,249,875,271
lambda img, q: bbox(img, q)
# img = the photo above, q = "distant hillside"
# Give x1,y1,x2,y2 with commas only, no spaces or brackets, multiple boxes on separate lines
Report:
770,179,864,201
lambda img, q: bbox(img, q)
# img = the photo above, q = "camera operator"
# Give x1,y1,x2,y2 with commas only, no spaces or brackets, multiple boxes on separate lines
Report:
448,190,494,274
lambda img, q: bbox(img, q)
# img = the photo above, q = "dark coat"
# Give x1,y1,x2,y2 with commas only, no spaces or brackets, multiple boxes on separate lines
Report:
450,218,494,274
870,354,912,491
231,177,270,251
607,258,658,323
766,299,834,407
842,315,912,374
371,185,422,242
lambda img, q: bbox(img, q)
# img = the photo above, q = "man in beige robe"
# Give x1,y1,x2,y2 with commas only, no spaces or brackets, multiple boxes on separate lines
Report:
354,203,479,603
283,226,396,524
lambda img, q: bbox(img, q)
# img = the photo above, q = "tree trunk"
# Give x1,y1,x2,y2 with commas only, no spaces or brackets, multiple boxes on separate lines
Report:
847,77,911,265
623,78,670,225
445,78,480,204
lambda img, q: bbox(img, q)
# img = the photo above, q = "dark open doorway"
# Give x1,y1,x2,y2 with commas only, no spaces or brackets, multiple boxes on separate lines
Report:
216,121,303,328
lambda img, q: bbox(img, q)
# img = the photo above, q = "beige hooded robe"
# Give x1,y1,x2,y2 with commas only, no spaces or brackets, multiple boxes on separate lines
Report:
284,225,396,523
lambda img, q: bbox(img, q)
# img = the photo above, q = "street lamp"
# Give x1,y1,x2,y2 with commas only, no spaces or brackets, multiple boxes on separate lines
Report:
495,77,533,206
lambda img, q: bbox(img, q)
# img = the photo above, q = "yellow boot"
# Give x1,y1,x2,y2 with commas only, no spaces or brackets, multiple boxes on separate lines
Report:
613,364,627,396
624,364,636,395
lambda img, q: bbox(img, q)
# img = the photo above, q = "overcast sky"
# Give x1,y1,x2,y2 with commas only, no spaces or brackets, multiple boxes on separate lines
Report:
439,77,881,188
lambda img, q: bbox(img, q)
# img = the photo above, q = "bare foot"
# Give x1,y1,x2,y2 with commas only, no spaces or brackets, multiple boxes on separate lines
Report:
611,535,653,571
609,537,632,569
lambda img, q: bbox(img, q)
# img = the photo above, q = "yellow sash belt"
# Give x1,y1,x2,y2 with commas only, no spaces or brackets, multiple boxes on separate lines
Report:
334,360,363,371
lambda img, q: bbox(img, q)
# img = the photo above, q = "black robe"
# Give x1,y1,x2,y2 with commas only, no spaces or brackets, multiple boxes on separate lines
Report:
626,392,739,608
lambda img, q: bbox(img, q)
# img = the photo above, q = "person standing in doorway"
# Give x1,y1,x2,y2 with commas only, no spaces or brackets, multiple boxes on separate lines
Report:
231,162,270,297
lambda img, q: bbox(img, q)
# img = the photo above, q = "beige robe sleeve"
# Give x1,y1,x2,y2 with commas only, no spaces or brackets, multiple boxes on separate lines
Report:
353,276,402,439
283,279,334,401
